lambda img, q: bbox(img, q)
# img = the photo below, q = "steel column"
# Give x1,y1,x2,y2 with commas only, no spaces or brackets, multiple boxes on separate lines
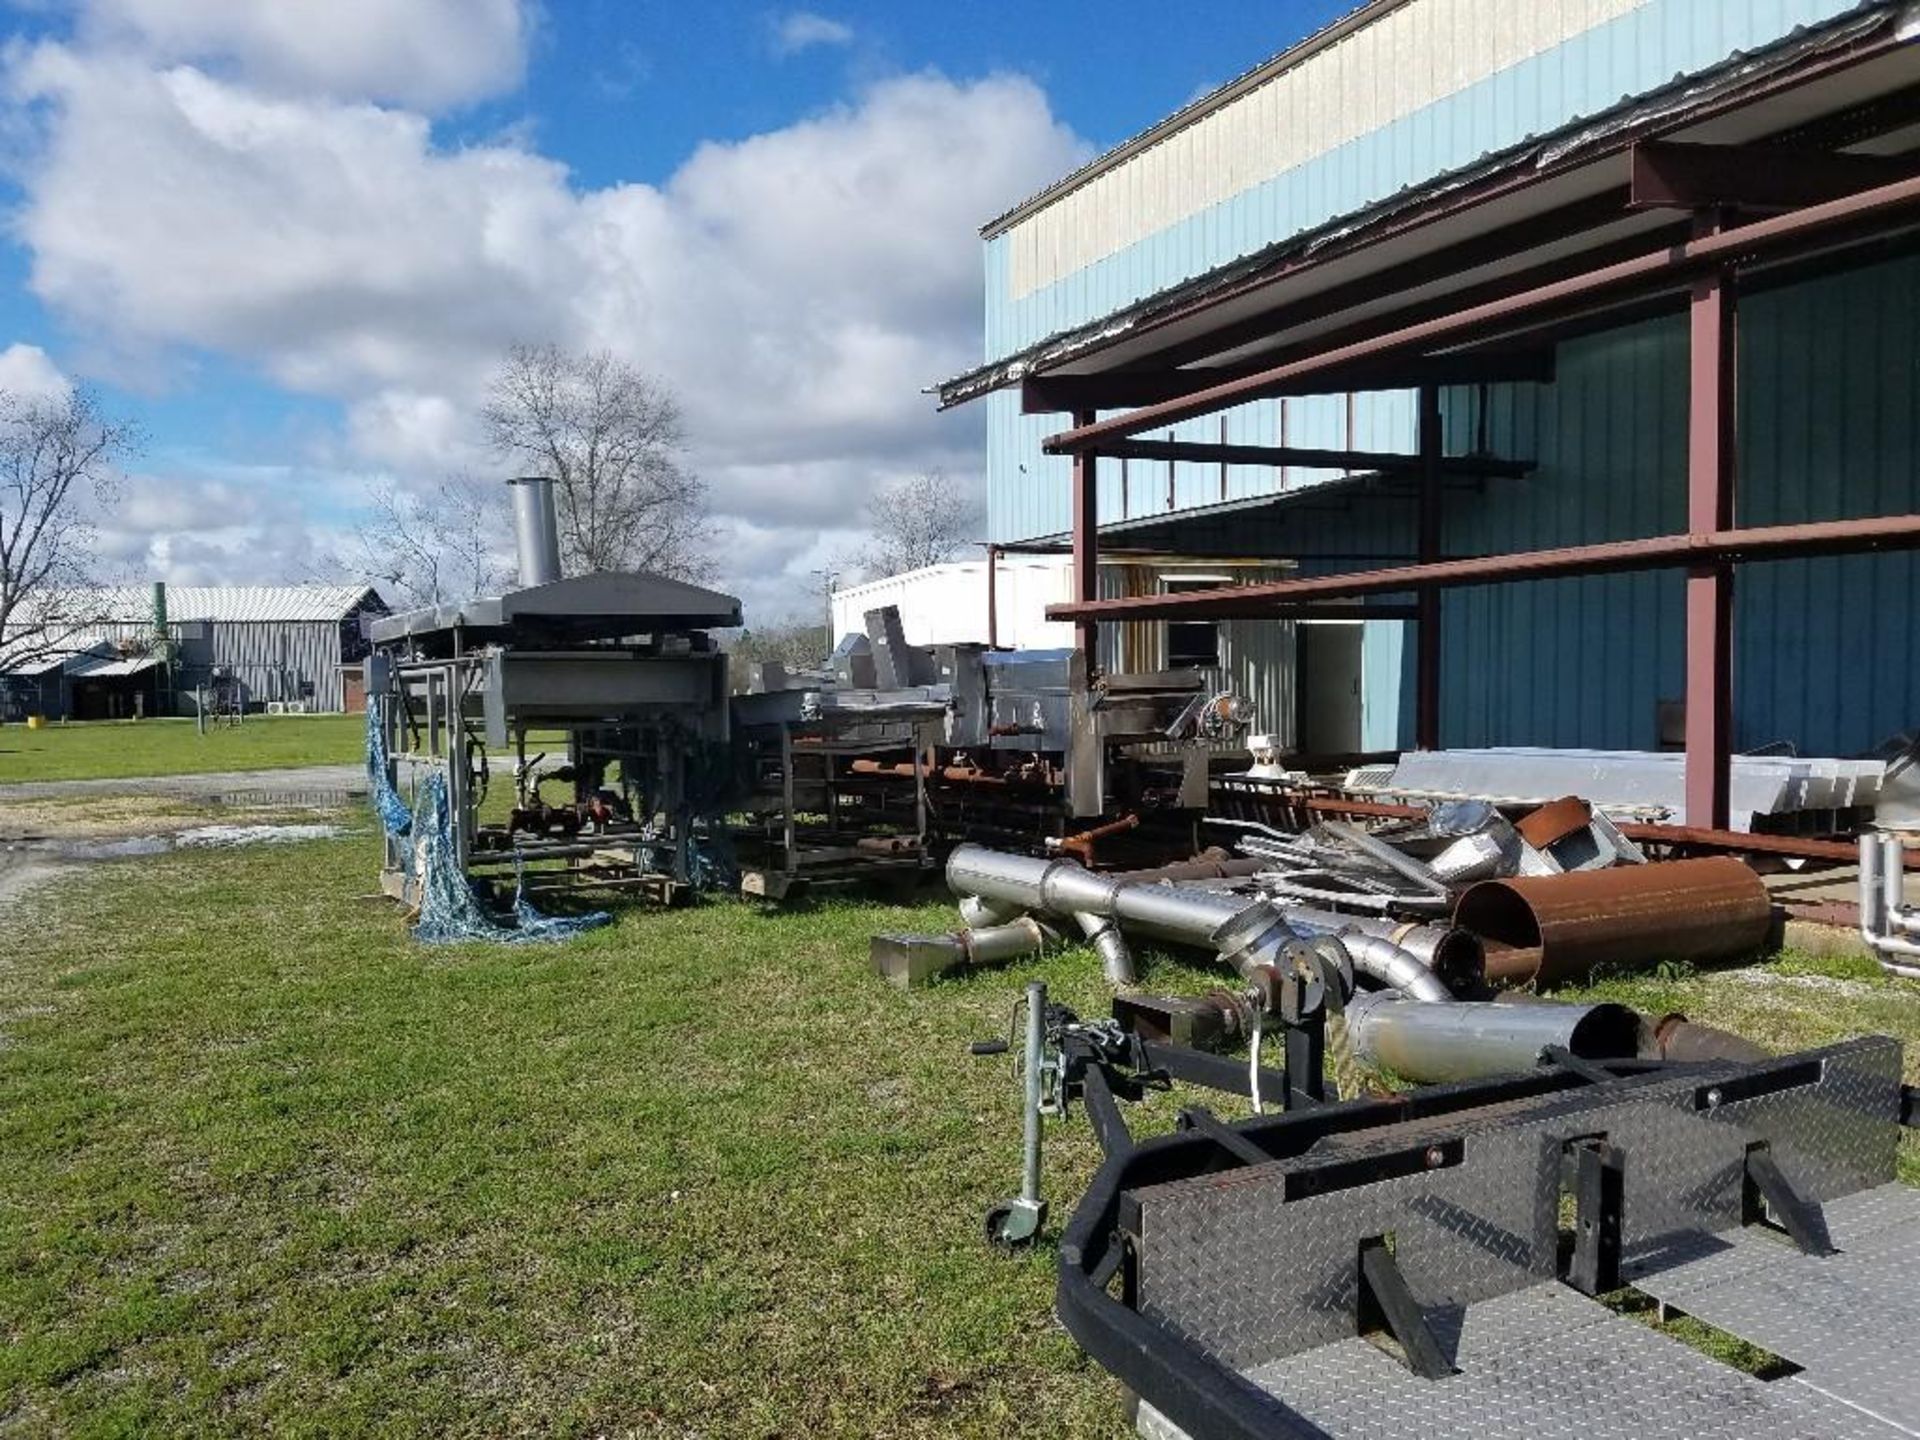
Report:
1070,409,1099,666
985,543,999,649
1416,384,1443,750
1686,219,1737,831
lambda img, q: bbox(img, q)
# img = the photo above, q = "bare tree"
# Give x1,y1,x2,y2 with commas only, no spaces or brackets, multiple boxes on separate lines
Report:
857,469,980,580
0,387,135,671
726,617,831,692
481,344,713,580
331,475,512,610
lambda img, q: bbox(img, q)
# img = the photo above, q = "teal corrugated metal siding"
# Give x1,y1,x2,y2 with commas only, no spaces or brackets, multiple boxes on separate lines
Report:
1431,252,1920,756
986,0,1873,541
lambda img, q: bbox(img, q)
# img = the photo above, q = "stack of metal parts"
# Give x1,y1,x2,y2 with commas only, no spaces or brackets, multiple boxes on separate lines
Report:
1071,1037,1919,1440
369,476,740,915
882,791,1776,1091
732,605,1255,897
1346,745,1890,834
728,614,947,901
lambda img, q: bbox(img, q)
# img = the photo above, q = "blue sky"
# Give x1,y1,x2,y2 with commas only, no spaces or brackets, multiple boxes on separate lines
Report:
0,1,1349,621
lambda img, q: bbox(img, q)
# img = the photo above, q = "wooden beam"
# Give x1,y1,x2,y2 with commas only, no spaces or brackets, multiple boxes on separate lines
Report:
1630,140,1920,213
1093,437,1532,479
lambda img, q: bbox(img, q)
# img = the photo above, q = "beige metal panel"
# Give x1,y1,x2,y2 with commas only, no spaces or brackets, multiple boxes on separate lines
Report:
1006,0,1649,299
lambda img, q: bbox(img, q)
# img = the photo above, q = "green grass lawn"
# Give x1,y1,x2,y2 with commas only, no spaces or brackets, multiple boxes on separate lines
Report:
0,715,365,786
3,831,1916,1436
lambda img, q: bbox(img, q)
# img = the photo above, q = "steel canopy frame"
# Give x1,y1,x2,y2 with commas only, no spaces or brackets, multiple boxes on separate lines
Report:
1042,168,1920,822
1039,168,1920,457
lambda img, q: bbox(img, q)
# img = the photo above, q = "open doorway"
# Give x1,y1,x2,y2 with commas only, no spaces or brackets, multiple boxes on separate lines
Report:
1298,622,1364,756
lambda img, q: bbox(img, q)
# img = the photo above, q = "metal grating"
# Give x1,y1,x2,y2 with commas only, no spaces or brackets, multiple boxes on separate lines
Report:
1633,1183,1920,1434
1131,1039,1900,1370
1138,1280,1911,1439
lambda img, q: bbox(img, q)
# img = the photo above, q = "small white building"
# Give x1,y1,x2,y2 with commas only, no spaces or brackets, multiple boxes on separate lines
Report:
830,555,1074,652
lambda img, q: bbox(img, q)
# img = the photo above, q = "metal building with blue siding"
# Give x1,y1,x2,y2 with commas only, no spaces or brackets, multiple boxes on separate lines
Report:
942,0,1920,822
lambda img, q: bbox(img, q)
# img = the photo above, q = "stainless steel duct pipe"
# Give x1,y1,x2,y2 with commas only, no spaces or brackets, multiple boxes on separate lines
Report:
1858,833,1920,979
507,475,563,588
1344,991,1639,1083
948,844,1292,982
1074,913,1136,987
1274,907,1482,994
947,844,1439,998
1339,934,1452,1005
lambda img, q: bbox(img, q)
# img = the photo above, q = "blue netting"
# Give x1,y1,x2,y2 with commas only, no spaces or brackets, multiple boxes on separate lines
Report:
365,698,413,836
408,770,612,945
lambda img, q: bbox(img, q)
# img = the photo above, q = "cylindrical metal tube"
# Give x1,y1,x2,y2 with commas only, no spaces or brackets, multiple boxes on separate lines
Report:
1109,883,1251,944
507,475,563,587
1345,991,1640,1083
961,917,1050,966
1020,980,1046,1204
1639,1011,1770,1064
1860,832,1885,938
948,844,1052,910
1341,933,1453,1004
958,893,1024,929
1882,835,1920,935
1276,907,1483,995
1075,912,1136,987
1455,857,1773,987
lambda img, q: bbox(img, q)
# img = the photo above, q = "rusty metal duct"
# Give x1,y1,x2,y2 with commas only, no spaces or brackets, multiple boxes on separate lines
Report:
508,475,563,588
1454,856,1773,988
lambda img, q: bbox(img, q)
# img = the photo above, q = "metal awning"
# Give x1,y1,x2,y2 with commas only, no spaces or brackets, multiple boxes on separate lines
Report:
370,571,743,646
0,639,113,677
69,653,163,680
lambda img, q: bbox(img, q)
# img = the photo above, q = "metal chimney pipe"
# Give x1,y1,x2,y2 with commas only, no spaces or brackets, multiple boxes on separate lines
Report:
507,476,562,587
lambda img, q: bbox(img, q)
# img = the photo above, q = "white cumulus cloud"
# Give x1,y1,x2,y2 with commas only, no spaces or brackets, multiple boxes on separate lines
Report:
80,0,530,110
0,341,72,399
4,13,1088,623
772,11,855,56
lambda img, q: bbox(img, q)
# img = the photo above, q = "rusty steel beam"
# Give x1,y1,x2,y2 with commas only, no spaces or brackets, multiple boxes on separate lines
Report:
1042,170,1920,455
1018,350,1556,414
1045,513,1920,622
1416,385,1443,751
1686,217,1738,832
1089,437,1532,478
1069,410,1098,666
1630,140,1920,213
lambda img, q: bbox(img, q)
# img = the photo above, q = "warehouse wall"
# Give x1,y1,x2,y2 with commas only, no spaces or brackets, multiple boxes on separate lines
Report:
985,0,1882,545
985,0,1870,359
1432,250,1920,758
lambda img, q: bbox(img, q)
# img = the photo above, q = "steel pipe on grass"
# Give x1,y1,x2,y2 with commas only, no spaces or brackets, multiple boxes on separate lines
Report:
1345,991,1640,1083
1454,857,1772,987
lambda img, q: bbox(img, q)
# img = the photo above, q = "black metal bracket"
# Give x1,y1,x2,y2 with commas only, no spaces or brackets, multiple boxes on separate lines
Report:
1541,1044,1619,1088
1742,1143,1835,1256
1563,1136,1624,1295
1179,1106,1273,1167
1357,1236,1455,1380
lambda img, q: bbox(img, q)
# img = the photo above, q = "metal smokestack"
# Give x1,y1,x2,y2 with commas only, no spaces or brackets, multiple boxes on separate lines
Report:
507,476,563,588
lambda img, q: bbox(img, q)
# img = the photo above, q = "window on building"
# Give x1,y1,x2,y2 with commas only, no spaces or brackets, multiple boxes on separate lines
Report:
1163,576,1226,670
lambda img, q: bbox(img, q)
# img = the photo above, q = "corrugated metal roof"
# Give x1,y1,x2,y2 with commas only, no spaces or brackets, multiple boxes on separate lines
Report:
1,638,112,676
68,652,165,679
81,585,382,625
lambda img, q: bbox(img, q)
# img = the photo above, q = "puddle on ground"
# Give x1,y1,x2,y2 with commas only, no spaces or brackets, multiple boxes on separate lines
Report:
8,823,346,862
